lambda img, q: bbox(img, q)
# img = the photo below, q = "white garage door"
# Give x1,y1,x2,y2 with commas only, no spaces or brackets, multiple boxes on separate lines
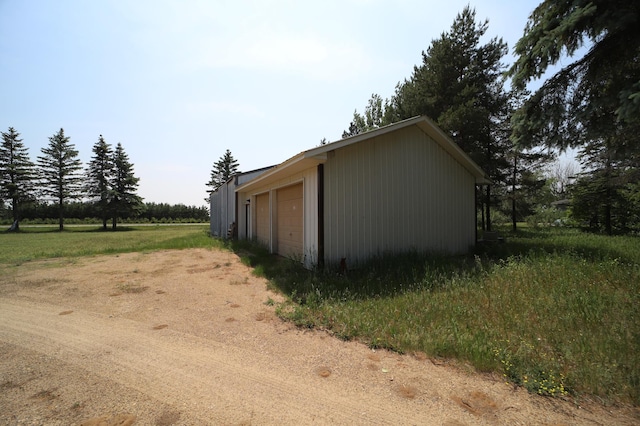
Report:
277,183,303,258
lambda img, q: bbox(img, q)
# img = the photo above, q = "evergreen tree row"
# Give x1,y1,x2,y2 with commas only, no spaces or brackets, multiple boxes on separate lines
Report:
0,127,143,231
1,201,209,225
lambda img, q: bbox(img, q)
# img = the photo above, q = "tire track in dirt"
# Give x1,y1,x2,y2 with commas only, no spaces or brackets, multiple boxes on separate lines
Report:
0,299,453,425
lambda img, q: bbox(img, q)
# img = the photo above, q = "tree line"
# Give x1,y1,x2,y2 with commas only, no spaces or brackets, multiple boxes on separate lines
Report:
1,201,209,225
2,128,153,230
341,2,639,235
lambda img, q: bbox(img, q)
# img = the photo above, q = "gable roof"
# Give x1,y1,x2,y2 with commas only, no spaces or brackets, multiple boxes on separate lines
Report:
237,115,490,192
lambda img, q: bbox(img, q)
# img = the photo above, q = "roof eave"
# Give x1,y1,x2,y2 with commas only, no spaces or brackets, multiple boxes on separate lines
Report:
237,115,492,191
235,153,326,193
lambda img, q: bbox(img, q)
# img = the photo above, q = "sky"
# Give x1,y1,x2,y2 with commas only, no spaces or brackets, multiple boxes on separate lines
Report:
1,0,552,208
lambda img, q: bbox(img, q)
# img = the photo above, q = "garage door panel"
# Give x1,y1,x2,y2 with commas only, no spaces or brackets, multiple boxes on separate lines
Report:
279,215,302,227
278,186,302,201
277,184,303,258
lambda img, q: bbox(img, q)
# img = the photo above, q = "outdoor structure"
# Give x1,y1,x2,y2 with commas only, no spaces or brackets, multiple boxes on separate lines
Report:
209,167,273,238
212,116,490,268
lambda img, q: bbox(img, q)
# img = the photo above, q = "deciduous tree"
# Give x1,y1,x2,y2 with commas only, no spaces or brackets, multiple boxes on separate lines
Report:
547,161,578,201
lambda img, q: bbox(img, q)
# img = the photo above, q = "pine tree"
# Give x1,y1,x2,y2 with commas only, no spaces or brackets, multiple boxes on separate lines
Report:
509,1,640,234
110,143,143,229
388,6,511,230
206,149,239,197
37,128,83,231
509,0,640,147
342,94,393,138
342,110,367,138
0,127,36,231
571,132,639,234
507,148,554,231
86,135,114,230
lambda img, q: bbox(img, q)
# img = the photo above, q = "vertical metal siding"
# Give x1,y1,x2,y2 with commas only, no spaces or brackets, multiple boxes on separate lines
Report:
324,126,476,266
303,169,318,266
222,181,236,238
209,181,236,238
255,193,270,246
209,191,220,237
221,182,228,237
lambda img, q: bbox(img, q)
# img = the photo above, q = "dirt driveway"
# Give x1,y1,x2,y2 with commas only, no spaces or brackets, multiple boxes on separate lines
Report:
0,248,637,425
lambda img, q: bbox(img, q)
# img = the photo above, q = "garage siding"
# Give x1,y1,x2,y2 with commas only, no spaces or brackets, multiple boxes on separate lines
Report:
255,193,270,247
323,125,476,266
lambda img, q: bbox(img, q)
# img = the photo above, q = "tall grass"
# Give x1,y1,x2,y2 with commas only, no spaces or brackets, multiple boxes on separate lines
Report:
231,228,640,404
0,224,220,264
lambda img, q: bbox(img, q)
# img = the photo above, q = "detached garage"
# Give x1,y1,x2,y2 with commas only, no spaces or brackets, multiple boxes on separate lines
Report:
209,167,273,238
234,115,490,268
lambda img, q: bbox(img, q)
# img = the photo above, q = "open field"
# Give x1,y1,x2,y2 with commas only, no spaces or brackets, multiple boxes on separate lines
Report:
0,224,215,264
1,225,639,423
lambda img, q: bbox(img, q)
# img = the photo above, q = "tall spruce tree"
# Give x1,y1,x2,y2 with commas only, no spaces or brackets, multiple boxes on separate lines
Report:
37,128,83,231
509,0,640,147
206,149,239,198
570,131,638,234
0,127,36,231
110,142,143,229
387,6,511,230
509,0,640,233
86,135,114,230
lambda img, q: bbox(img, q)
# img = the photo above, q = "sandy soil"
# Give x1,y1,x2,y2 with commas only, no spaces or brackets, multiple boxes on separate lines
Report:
0,248,638,425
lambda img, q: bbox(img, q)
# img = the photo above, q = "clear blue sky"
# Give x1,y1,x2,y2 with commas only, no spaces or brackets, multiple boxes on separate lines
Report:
1,0,546,207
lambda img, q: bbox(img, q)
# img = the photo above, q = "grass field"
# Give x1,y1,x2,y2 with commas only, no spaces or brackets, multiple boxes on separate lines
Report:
1,225,638,404
0,224,217,264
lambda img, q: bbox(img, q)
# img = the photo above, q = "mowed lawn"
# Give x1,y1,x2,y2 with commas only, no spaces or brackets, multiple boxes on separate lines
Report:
0,224,217,264
1,225,638,405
